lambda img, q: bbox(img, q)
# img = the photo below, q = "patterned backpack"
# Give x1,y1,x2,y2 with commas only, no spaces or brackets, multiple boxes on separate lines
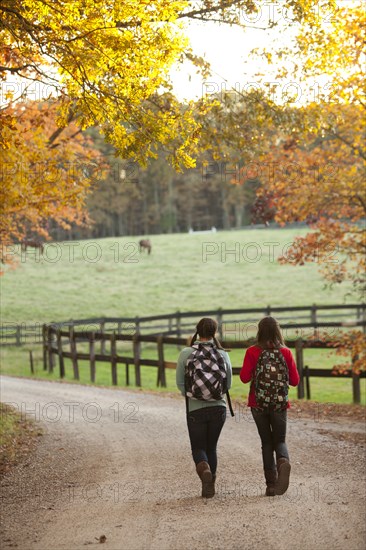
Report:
185,342,228,401
254,348,289,410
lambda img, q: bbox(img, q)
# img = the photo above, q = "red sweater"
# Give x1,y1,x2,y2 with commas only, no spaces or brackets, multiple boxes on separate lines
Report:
240,345,300,408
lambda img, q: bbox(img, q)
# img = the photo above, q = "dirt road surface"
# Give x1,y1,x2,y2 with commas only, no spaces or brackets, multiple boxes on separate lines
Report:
1,376,365,550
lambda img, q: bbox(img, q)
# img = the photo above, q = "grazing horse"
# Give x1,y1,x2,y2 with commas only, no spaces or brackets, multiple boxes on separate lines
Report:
139,239,152,255
21,239,44,254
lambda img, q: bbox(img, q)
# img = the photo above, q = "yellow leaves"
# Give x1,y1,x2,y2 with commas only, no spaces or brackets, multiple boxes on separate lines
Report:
0,0,195,166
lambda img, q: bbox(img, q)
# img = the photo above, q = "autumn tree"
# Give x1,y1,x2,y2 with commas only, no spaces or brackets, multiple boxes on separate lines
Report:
0,0,267,168
0,100,103,261
1,0,336,256
0,0,197,260
251,1,365,370
253,2,365,294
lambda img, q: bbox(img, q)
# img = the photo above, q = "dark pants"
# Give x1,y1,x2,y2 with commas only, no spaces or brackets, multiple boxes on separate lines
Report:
251,407,289,471
187,406,226,475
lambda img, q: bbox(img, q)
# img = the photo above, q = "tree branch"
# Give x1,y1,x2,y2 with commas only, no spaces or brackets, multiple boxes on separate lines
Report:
327,129,366,161
47,108,76,146
178,0,245,20
0,64,34,73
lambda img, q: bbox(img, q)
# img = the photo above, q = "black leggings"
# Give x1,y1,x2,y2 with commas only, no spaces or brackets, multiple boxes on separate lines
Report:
186,406,226,475
251,407,289,471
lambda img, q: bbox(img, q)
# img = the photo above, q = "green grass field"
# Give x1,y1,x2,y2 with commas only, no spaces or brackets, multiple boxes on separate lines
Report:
1,227,364,405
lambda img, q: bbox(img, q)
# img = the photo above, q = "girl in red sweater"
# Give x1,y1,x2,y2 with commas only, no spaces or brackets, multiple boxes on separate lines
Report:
240,316,300,496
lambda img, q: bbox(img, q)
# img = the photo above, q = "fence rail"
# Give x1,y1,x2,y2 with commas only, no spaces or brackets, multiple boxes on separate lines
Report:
2,305,364,403
1,303,365,346
40,326,365,404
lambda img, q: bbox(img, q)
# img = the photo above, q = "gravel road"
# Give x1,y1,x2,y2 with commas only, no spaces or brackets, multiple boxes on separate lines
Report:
0,376,365,550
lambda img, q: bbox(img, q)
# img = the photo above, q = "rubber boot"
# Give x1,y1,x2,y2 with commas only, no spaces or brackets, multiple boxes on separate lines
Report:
196,461,212,498
264,469,277,497
275,458,291,495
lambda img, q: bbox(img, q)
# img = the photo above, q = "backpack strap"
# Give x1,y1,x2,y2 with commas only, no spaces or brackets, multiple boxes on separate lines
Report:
226,390,235,417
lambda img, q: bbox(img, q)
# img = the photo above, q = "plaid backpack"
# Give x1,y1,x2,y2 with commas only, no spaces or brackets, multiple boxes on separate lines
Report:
185,342,228,401
254,348,289,410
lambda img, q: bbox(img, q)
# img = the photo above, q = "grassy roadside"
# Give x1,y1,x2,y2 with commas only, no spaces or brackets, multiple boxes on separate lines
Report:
0,402,43,478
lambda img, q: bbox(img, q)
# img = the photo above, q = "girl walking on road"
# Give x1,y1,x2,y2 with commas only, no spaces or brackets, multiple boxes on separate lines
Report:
240,316,300,496
176,318,233,498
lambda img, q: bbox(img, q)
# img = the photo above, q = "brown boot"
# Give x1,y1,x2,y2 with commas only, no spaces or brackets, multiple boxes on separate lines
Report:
264,469,277,497
204,473,216,499
275,458,291,495
196,461,212,498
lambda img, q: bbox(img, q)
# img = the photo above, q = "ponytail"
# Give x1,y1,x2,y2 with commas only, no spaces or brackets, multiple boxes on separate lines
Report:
190,321,230,351
213,335,225,350
190,331,198,346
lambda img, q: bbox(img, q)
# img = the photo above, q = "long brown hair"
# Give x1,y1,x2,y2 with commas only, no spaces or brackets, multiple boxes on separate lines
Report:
256,316,285,348
190,317,224,350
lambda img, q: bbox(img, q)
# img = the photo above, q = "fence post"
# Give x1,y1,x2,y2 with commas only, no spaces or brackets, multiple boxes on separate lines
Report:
90,332,96,383
133,333,141,387
125,361,130,386
176,311,181,338
42,324,48,371
311,304,318,338
16,325,21,347
295,338,304,399
29,350,34,374
157,335,166,388
311,304,317,325
100,320,106,355
48,327,55,373
111,332,117,386
135,317,140,338
217,308,223,340
56,328,65,378
352,354,361,404
69,326,79,380
304,365,311,400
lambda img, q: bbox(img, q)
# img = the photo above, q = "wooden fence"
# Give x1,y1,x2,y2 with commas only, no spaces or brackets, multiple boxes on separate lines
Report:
1,303,365,346
41,326,365,404
2,305,364,403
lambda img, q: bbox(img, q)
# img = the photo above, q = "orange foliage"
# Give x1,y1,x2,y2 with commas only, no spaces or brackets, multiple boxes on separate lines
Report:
0,100,104,268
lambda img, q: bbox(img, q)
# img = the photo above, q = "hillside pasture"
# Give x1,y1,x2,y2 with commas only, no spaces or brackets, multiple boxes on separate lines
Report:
1,227,363,405
1,227,354,322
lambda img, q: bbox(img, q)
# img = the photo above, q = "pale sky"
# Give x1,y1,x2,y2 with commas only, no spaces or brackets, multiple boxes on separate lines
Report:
170,0,347,104
170,20,281,101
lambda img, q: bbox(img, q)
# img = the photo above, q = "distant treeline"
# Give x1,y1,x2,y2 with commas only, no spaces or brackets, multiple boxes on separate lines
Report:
48,129,266,241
